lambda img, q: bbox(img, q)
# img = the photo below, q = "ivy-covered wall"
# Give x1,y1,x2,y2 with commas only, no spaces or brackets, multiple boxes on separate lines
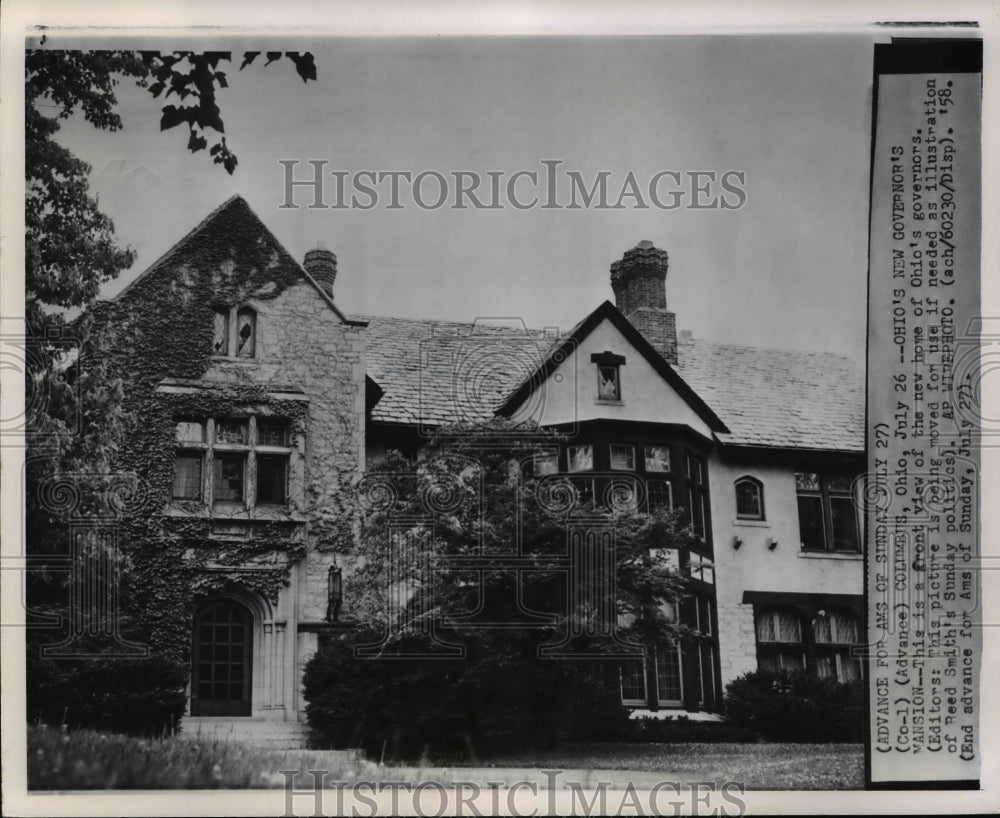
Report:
94,197,365,716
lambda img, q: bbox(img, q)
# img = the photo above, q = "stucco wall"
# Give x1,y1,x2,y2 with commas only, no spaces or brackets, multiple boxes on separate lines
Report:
510,318,713,437
707,452,864,687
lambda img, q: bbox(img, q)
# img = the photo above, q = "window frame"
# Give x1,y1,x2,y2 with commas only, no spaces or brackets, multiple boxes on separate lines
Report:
795,471,860,553
211,304,259,358
590,351,626,403
609,443,635,471
734,476,765,521
753,605,862,682
172,415,293,511
683,450,710,543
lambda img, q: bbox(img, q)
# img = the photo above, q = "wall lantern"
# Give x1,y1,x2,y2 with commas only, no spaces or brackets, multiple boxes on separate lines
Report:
326,564,343,622
732,536,743,550
767,538,778,551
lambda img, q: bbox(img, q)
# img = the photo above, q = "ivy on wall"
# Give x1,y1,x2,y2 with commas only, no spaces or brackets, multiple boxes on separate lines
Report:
93,197,332,666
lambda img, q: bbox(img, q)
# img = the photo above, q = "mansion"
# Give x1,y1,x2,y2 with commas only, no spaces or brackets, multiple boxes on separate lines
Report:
95,196,864,741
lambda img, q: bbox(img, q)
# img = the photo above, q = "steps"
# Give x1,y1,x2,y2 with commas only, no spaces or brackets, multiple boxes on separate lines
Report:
180,717,311,750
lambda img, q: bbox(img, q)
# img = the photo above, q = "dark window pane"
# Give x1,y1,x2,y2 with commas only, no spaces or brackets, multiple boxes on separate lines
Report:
735,480,762,519
213,454,245,502
655,645,682,703
830,497,860,551
610,444,634,470
173,455,202,499
688,487,705,537
257,419,289,447
256,455,287,505
648,479,673,511
620,660,646,702
797,496,825,550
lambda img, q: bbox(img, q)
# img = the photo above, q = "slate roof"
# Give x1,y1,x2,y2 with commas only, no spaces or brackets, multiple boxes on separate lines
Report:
362,312,865,453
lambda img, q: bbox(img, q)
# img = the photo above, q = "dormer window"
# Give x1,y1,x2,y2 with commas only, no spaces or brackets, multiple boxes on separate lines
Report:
591,351,626,402
236,307,256,357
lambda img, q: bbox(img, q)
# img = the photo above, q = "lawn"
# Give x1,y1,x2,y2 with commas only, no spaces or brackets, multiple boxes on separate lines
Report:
26,727,863,791
26,725,378,790
445,742,865,790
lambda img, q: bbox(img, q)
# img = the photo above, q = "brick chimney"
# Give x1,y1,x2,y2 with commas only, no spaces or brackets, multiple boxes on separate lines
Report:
303,242,337,298
610,240,677,365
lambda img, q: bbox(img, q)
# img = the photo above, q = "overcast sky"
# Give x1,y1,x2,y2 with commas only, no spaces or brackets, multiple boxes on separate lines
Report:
47,33,884,362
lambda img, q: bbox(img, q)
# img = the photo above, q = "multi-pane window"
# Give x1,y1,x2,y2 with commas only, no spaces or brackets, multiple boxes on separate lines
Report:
795,472,860,552
172,416,292,509
755,608,806,674
688,551,715,585
211,305,258,358
213,454,246,504
620,658,648,705
173,419,206,500
755,606,861,682
684,452,708,540
814,610,861,682
647,479,673,512
567,444,593,472
644,445,671,473
735,476,764,520
173,455,203,500
610,443,635,471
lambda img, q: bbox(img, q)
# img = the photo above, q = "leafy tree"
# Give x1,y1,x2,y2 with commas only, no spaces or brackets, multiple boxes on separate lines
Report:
304,420,701,759
23,49,316,716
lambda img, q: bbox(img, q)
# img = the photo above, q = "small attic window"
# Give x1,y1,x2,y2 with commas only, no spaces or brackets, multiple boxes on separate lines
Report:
591,351,626,402
236,307,256,358
212,309,229,355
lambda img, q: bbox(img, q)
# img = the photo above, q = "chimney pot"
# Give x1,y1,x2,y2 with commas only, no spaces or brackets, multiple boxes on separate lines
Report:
610,241,677,365
304,246,337,298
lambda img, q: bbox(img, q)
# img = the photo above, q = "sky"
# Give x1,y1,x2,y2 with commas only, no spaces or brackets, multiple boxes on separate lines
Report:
47,32,883,362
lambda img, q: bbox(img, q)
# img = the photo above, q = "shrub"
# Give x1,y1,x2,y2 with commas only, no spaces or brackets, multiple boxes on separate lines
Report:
303,631,631,761
27,651,188,738
723,670,864,742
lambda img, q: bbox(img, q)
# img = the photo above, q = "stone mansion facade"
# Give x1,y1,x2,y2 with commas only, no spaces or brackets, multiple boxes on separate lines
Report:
97,196,864,736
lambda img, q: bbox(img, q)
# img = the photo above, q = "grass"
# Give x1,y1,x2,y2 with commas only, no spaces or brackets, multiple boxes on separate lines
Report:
27,727,863,791
465,742,865,790
27,725,380,790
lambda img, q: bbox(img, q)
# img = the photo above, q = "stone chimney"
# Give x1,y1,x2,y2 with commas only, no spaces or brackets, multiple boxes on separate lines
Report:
610,240,677,365
303,242,337,298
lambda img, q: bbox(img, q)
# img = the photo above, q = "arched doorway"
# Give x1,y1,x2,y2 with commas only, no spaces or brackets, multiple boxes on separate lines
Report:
191,599,253,716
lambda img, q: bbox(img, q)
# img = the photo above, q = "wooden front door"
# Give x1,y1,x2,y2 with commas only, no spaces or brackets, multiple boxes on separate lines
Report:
192,600,252,716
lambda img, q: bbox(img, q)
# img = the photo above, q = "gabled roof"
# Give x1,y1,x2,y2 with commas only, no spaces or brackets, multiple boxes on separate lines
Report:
111,195,366,327
363,309,865,453
495,300,729,434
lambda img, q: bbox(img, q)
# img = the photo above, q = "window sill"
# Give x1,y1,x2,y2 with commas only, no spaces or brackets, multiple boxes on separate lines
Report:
797,550,863,561
732,519,770,528
596,398,624,405
164,505,307,523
